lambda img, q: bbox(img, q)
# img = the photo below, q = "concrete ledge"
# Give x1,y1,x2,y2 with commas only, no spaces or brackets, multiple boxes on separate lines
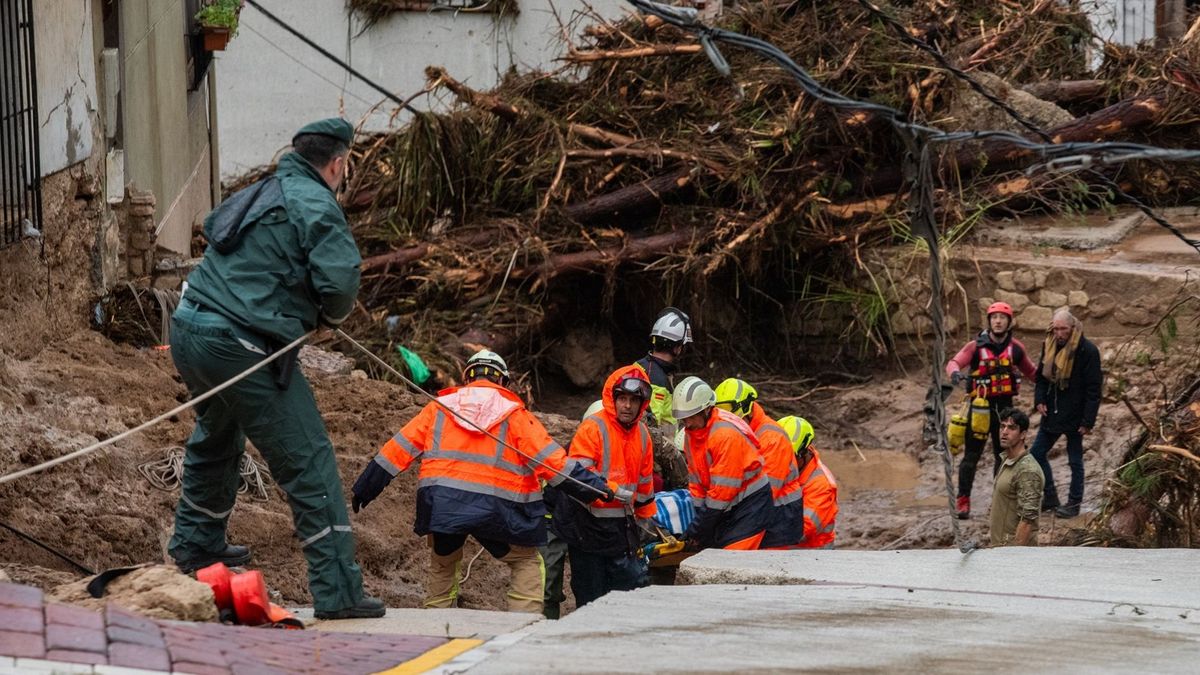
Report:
291,607,542,639
469,583,1200,673
677,548,1200,608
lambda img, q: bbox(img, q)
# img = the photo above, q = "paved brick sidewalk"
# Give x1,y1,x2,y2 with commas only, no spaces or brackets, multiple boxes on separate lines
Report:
0,582,446,674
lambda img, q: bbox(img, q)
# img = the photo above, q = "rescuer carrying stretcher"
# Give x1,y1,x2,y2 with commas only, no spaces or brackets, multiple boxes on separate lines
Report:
350,350,618,614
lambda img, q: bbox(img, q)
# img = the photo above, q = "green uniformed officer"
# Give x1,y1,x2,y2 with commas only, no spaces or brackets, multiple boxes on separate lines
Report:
168,118,384,620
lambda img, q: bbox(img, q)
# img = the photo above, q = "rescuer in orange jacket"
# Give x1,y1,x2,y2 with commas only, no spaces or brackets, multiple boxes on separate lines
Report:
350,350,614,613
551,365,657,607
714,379,806,549
672,376,773,550
779,416,839,549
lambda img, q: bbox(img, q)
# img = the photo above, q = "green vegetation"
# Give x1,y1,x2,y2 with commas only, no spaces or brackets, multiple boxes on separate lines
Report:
196,0,242,32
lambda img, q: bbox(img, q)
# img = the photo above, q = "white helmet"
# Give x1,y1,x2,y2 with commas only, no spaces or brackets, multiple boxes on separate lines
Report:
464,349,509,381
651,307,693,345
582,399,604,420
672,376,715,420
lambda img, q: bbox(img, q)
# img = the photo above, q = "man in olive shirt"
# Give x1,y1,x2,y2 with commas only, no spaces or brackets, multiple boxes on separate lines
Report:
169,118,382,619
990,408,1044,546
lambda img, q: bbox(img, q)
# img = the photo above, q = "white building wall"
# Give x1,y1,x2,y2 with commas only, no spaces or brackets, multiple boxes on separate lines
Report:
34,0,98,175
217,0,628,178
1087,0,1156,47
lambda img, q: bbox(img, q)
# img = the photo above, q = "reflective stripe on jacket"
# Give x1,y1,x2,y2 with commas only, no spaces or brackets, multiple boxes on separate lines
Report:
796,446,839,549
552,366,658,556
748,403,806,548
684,408,772,549
376,381,592,547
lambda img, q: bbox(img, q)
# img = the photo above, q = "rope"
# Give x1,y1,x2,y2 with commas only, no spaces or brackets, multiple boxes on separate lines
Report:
459,545,487,583
137,446,272,502
238,454,272,502
137,446,185,491
333,329,610,501
0,332,312,486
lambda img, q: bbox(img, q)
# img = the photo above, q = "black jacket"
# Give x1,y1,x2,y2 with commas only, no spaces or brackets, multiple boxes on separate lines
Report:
1034,335,1103,434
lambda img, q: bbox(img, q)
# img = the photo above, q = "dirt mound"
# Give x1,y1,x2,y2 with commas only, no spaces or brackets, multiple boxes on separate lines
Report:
0,331,588,611
51,565,217,622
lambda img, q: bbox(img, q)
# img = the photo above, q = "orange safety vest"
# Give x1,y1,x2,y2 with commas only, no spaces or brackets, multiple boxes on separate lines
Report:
377,380,583,545
684,408,772,549
972,341,1019,399
747,403,805,548
796,446,839,549
570,366,658,521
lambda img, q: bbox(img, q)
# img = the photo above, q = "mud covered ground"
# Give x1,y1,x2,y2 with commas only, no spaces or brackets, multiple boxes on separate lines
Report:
0,329,1183,612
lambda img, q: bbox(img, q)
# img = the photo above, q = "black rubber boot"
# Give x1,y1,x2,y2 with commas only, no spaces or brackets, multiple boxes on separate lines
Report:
1054,503,1081,518
173,544,252,573
315,595,386,620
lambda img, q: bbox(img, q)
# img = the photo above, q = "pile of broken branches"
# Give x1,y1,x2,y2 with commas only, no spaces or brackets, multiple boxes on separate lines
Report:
238,1,1200,380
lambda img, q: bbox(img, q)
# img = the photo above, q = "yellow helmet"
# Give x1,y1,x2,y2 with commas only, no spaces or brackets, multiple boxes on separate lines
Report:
713,378,757,418
778,416,815,456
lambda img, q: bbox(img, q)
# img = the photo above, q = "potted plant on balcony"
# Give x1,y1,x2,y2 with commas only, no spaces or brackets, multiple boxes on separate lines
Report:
195,0,243,51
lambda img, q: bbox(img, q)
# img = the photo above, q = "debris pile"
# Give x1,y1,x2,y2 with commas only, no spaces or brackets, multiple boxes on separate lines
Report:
281,0,1199,381
1085,373,1200,548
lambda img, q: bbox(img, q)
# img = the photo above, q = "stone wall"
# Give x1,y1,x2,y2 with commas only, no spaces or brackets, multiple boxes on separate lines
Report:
859,247,1195,348
0,153,114,358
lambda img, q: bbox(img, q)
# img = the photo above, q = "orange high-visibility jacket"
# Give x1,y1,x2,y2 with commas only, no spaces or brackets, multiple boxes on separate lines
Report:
683,408,773,549
747,402,806,548
796,446,839,549
375,380,609,546
551,366,658,556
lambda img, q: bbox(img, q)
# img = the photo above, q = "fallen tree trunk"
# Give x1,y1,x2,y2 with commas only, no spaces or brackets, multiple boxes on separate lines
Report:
512,227,704,278
564,168,697,223
1020,79,1108,103
360,230,496,273
862,92,1169,195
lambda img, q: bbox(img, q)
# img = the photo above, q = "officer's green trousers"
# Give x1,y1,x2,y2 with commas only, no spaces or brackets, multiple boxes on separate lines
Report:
168,300,363,612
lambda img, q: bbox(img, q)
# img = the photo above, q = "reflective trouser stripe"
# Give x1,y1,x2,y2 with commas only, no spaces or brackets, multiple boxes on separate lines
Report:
300,526,331,548
182,494,233,520
299,524,353,548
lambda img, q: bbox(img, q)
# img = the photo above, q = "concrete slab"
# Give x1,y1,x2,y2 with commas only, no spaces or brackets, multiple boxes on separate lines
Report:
291,607,542,639
467,583,1200,674
979,209,1146,250
677,548,1200,609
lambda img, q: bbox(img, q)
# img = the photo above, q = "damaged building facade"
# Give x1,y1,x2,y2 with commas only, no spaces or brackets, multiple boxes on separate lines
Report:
0,0,218,356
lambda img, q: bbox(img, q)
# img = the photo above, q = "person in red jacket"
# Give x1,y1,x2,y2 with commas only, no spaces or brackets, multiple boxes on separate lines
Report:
551,366,657,608
350,350,613,613
672,376,772,550
778,416,839,549
714,378,805,549
945,301,1037,519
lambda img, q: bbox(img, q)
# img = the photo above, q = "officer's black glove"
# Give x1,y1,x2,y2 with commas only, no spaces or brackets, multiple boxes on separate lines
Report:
950,371,964,388
351,459,394,513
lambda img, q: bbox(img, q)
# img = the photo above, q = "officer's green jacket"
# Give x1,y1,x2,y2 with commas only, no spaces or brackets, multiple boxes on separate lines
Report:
186,152,361,343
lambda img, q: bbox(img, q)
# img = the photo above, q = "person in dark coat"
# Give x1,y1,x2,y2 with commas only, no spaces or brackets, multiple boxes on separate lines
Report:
1031,309,1103,518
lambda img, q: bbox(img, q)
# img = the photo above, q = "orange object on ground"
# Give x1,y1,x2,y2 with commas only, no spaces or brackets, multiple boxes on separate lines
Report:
230,569,271,626
196,563,234,611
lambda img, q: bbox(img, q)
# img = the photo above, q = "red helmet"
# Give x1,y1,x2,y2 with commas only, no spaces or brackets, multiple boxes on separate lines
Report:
986,301,1013,318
